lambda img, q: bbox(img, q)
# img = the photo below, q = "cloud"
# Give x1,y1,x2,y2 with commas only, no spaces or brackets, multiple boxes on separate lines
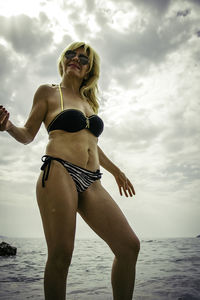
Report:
0,45,13,79
84,0,96,13
0,14,53,55
0,13,55,107
89,0,199,93
131,0,172,16
177,9,191,17
196,30,200,37
189,0,200,6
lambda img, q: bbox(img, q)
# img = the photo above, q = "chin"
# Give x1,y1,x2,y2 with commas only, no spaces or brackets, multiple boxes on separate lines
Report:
65,70,82,79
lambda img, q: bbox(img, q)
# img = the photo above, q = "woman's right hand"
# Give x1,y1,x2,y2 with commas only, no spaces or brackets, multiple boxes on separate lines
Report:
0,105,13,131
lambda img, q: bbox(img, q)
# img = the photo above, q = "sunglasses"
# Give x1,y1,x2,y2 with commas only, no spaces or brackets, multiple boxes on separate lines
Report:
64,50,89,65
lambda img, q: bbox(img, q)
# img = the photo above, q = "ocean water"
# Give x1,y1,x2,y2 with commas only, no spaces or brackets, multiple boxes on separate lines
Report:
0,237,199,300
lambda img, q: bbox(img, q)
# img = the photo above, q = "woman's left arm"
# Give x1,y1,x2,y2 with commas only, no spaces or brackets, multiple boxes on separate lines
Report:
98,146,135,197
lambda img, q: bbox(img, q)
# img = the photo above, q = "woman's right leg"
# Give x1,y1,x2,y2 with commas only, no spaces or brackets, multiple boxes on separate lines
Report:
36,160,78,300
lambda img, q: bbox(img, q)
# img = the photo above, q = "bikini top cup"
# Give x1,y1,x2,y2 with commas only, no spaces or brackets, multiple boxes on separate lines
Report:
47,85,104,138
47,109,104,137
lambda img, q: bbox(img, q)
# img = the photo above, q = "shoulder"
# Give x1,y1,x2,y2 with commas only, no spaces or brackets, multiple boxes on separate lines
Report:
34,84,54,95
33,84,57,101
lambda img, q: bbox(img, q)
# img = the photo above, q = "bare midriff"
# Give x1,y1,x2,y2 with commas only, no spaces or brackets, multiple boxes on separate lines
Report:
45,129,100,171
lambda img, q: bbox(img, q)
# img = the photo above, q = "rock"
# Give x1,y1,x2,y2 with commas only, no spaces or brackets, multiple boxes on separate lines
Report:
0,242,17,256
196,235,200,238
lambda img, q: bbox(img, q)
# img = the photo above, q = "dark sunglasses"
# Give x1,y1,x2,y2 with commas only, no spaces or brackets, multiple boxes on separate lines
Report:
64,50,89,65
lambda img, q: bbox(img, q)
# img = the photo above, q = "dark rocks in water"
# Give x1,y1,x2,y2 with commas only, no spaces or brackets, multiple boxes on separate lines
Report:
196,235,200,238
0,242,17,256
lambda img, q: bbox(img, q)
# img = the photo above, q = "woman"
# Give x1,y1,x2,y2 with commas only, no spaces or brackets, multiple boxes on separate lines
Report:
0,42,140,300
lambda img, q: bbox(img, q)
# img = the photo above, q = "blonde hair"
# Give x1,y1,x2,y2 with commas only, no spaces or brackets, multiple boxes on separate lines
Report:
58,42,100,114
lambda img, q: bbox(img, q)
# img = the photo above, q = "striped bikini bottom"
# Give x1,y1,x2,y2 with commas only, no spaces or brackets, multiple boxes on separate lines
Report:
40,155,102,193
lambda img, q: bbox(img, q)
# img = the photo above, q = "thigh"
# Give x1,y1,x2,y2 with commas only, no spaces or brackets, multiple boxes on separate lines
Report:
78,181,139,255
36,160,78,252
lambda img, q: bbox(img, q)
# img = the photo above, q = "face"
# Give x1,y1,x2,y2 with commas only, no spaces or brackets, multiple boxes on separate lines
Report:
61,47,89,80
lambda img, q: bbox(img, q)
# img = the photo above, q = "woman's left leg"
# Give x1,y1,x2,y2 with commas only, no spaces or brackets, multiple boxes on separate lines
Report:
78,181,140,300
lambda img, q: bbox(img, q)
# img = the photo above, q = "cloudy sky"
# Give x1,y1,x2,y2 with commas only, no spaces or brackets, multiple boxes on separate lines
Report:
0,0,199,239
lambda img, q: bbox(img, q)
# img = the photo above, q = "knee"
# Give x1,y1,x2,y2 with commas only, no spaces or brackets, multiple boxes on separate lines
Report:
127,236,140,260
47,244,74,271
133,235,140,254
133,236,140,256
115,235,140,262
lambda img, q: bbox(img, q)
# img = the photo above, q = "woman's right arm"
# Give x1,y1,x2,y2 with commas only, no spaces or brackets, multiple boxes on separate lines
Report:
0,85,49,144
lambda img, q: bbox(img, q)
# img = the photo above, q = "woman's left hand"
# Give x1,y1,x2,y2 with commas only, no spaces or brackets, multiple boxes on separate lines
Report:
114,170,135,197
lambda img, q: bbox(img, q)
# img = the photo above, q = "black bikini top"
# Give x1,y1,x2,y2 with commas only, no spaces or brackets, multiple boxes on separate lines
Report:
47,84,104,138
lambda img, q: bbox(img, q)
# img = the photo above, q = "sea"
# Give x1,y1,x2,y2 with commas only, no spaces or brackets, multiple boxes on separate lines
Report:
0,237,200,300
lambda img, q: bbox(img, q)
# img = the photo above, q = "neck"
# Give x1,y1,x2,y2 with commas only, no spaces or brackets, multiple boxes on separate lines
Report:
60,74,83,96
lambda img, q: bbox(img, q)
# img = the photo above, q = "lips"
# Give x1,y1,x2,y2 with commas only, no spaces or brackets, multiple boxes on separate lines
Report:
68,63,80,70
